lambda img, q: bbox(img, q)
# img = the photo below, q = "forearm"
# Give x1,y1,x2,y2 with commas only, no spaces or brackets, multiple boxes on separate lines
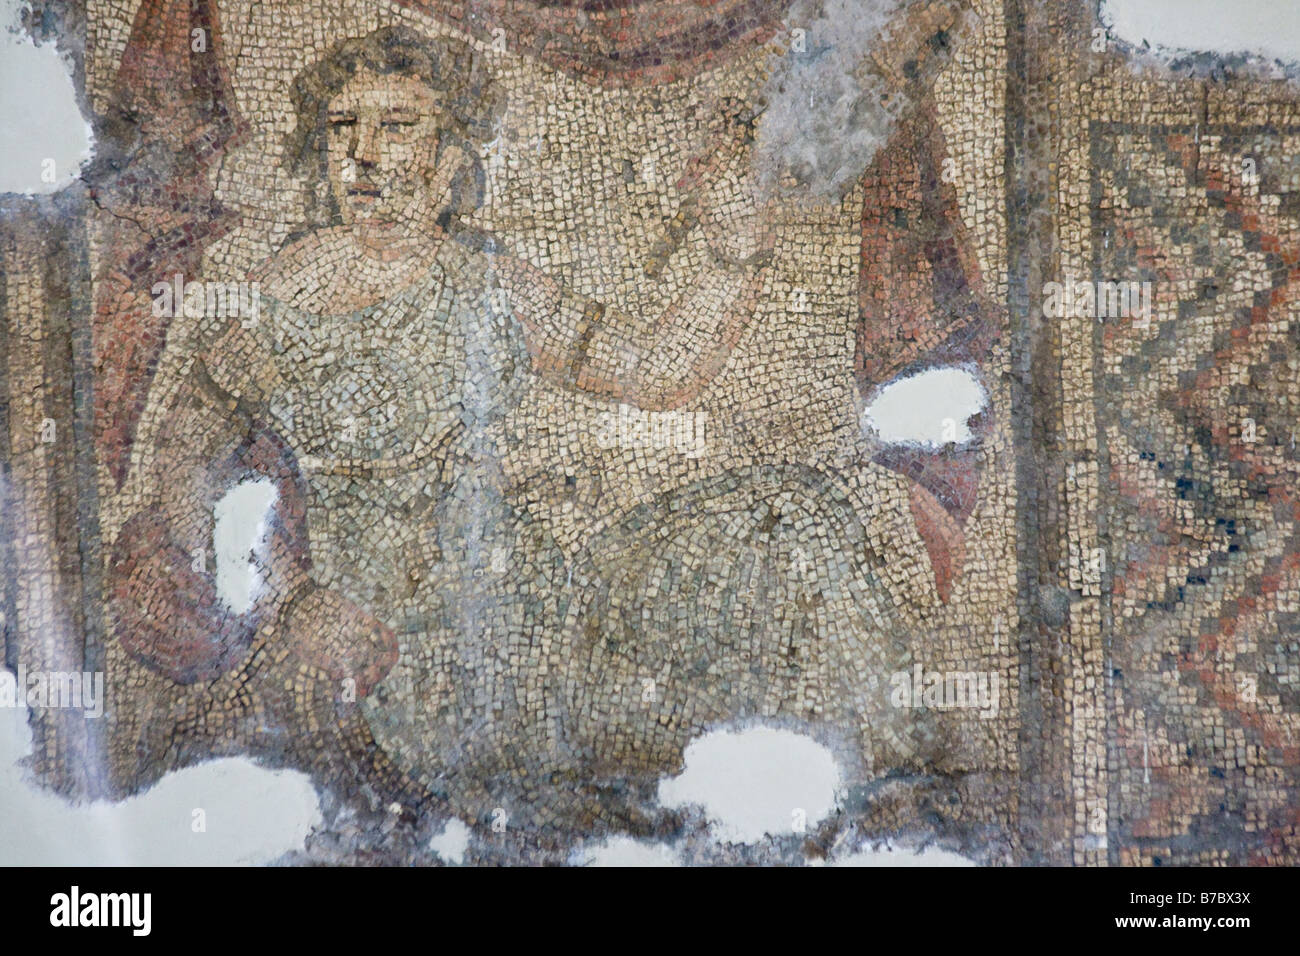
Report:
568,262,762,409
506,117,775,407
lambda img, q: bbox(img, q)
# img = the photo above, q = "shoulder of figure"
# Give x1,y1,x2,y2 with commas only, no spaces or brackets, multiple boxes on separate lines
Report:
442,227,496,282
250,228,347,309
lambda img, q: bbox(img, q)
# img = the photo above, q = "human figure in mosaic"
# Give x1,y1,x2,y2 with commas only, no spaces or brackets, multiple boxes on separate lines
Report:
108,27,569,819
103,4,993,846
489,1,995,784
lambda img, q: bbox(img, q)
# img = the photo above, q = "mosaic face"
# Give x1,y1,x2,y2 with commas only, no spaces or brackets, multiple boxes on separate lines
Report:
324,69,464,232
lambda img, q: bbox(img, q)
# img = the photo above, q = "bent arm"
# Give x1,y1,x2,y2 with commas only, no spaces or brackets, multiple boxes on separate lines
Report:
502,244,768,410
108,349,307,683
498,107,775,410
108,333,395,692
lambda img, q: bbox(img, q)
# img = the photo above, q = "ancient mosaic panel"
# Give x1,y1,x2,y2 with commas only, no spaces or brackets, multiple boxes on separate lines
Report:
2,0,1297,868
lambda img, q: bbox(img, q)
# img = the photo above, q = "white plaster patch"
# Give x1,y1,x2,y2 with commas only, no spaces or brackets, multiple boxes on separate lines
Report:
657,726,841,845
0,0,94,194
579,836,680,867
757,0,905,197
822,839,977,867
1102,0,1300,64
0,679,322,865
429,818,471,865
863,366,986,448
213,478,278,614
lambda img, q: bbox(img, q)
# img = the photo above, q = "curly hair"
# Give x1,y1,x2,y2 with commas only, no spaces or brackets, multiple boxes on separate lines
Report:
284,25,501,227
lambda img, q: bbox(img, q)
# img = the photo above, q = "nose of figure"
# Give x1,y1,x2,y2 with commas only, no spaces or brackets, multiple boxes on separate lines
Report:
351,119,382,174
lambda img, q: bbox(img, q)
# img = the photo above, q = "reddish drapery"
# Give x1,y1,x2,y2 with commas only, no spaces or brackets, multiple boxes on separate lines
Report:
399,0,790,85
92,0,247,486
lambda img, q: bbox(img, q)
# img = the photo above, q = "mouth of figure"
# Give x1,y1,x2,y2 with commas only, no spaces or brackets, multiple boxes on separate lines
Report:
347,185,382,200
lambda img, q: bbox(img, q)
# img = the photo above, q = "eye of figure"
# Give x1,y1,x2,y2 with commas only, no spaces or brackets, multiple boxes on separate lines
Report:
379,113,424,141
328,112,357,130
